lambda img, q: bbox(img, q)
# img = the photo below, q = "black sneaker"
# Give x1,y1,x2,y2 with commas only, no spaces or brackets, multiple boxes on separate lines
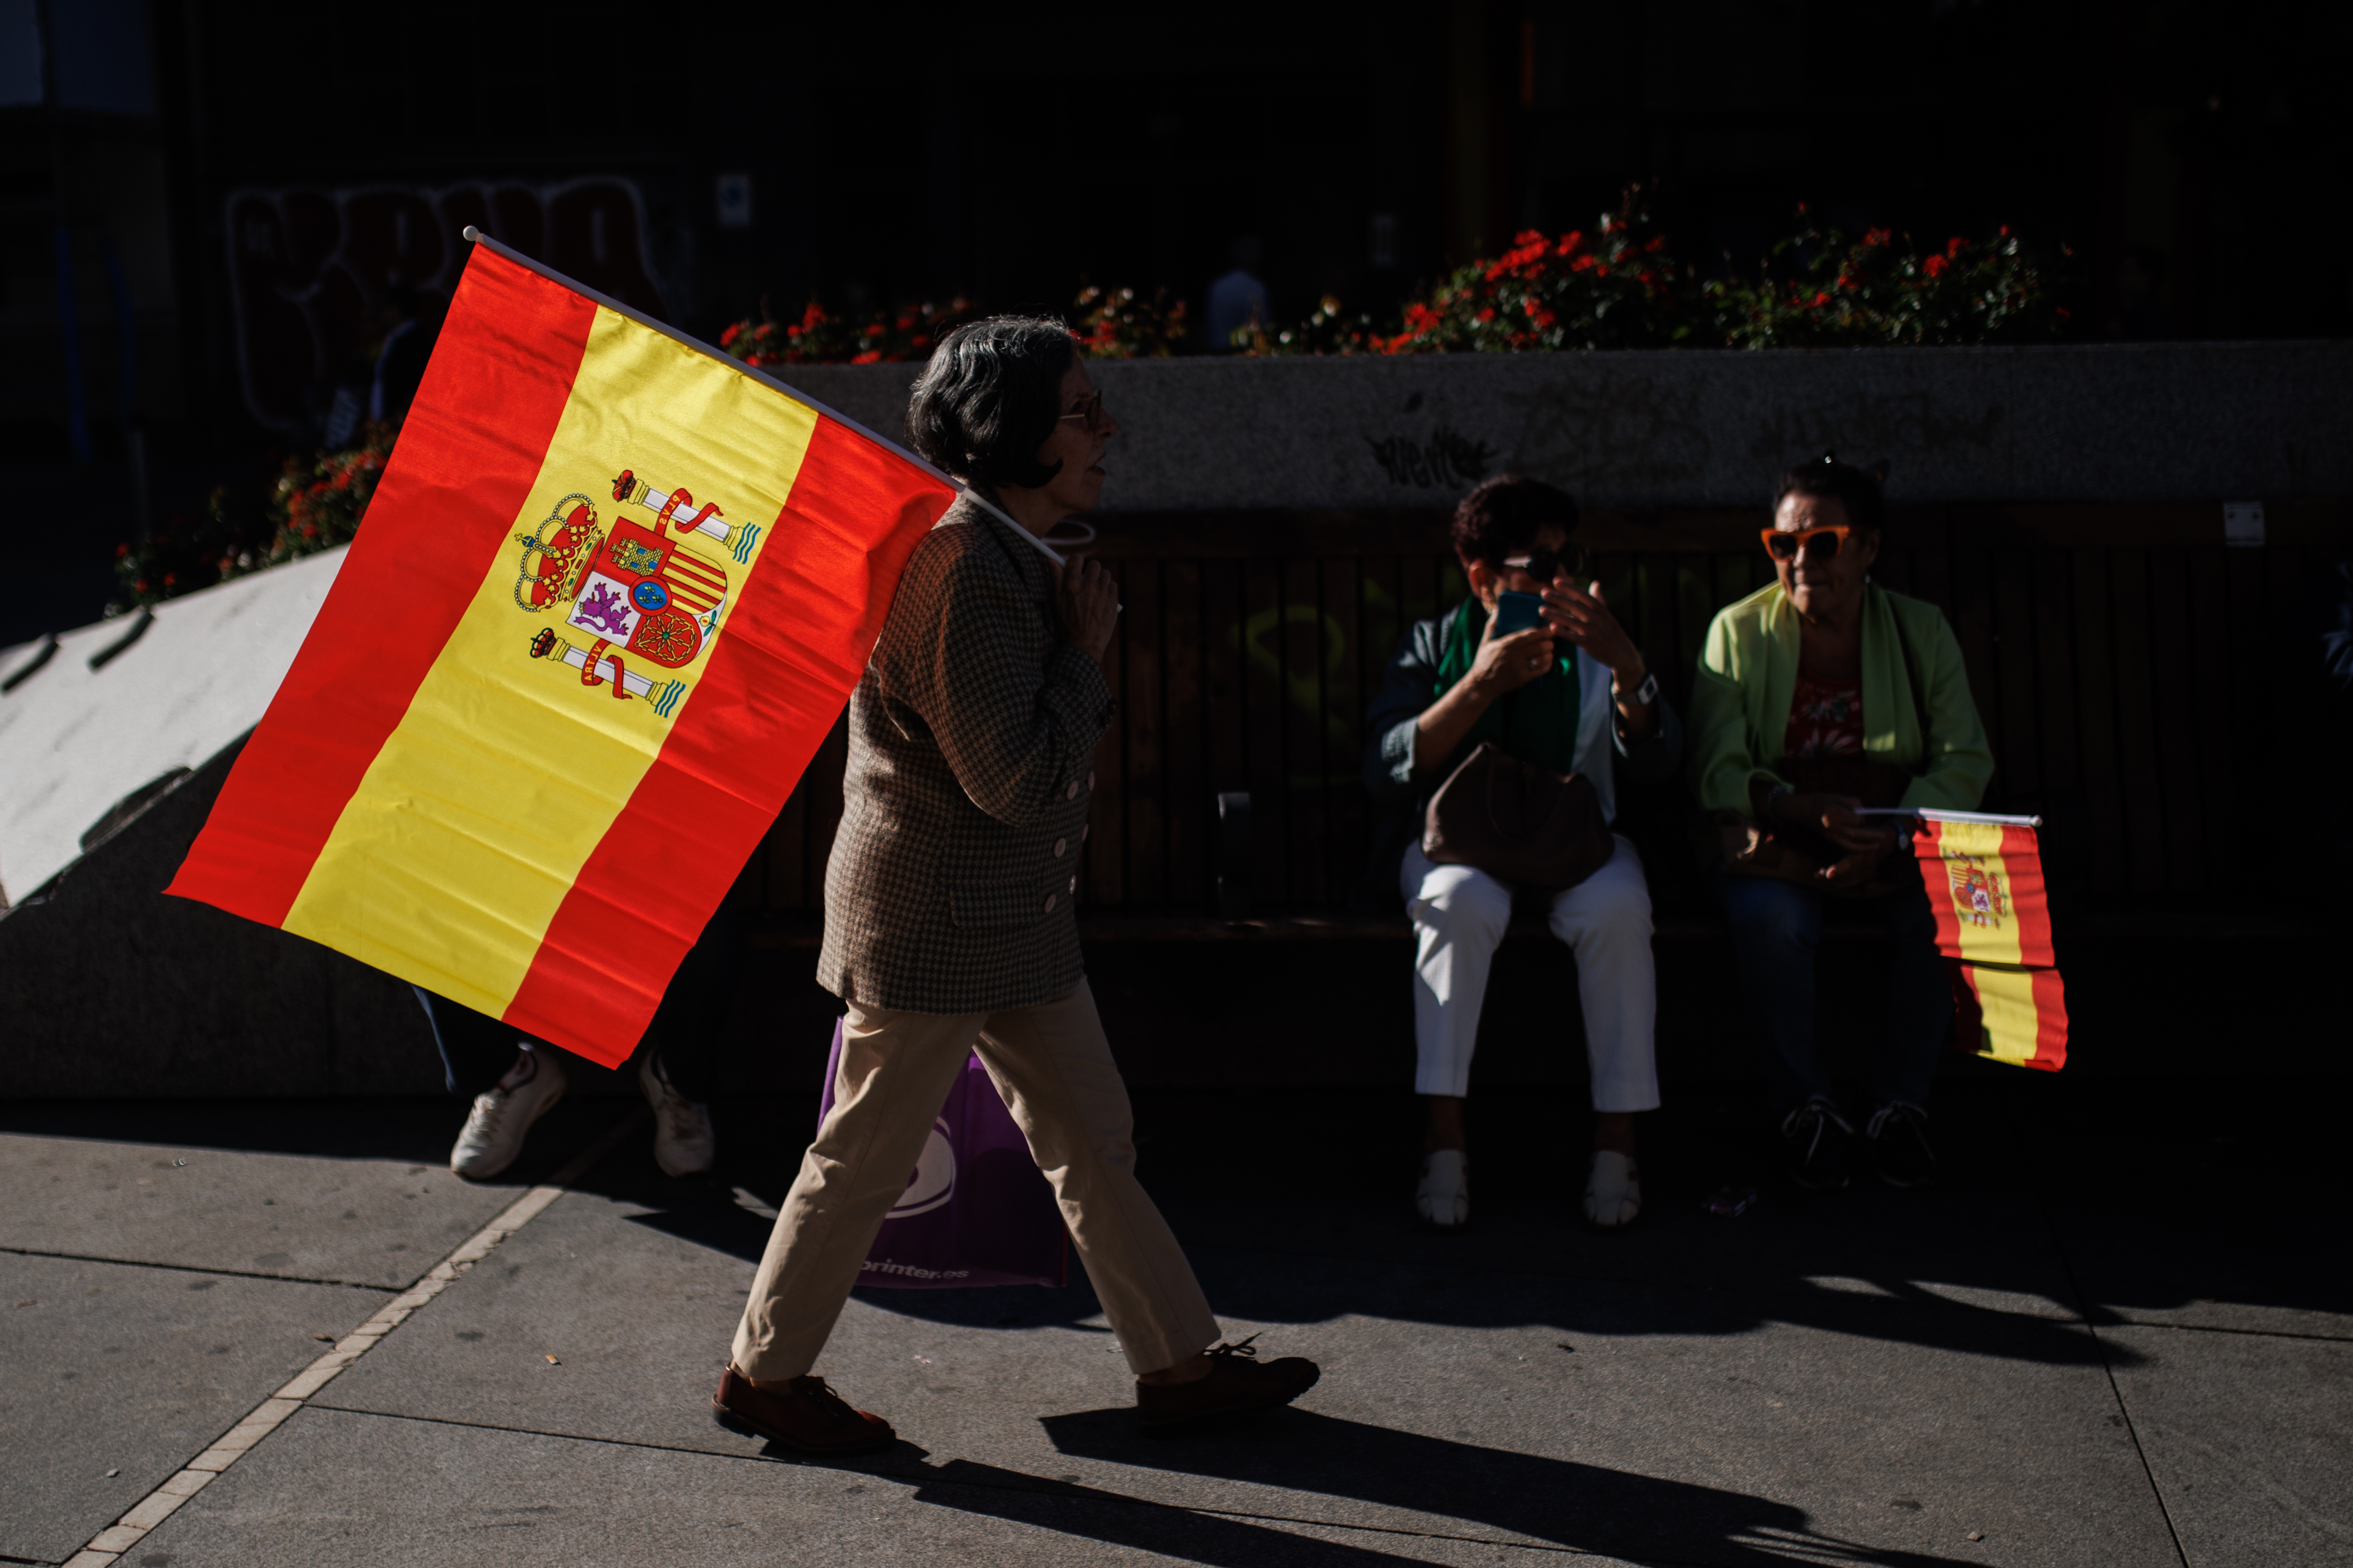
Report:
1866,1101,1937,1189
1779,1097,1854,1191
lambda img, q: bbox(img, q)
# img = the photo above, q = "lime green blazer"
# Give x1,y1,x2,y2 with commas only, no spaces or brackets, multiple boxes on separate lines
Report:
1687,581,1995,816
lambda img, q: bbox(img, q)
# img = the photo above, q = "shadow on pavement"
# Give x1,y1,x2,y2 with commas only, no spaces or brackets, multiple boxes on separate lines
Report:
591,1075,2353,1370
892,1407,1982,1567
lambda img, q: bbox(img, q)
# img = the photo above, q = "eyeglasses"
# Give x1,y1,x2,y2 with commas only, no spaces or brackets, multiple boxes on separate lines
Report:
1498,546,1590,581
1057,390,1110,434
1761,525,1852,562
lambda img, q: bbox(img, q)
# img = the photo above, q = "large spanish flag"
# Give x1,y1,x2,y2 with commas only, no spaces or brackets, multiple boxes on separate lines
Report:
168,237,955,1067
1911,816,2067,1071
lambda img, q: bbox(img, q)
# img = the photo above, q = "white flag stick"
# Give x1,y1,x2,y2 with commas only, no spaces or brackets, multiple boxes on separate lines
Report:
1855,807,2044,827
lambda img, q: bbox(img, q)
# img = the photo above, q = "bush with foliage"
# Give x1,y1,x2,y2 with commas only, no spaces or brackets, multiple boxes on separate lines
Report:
1071,284,1189,358
1380,191,1692,353
718,282,1191,368
1229,294,1387,355
1705,214,2071,348
719,299,972,367
111,422,396,613
1239,198,2071,356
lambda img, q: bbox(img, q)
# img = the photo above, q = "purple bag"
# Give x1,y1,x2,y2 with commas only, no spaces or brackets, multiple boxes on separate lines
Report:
818,1019,1068,1290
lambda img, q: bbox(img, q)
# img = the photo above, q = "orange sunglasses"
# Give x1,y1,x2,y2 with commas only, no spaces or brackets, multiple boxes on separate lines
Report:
1761,524,1852,562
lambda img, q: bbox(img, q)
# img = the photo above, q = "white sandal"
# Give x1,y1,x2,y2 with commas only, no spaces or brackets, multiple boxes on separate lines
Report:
1583,1150,1641,1231
1416,1149,1470,1231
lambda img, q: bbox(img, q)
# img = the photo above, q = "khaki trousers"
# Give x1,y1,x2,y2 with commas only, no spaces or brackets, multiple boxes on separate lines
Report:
731,979,1220,1381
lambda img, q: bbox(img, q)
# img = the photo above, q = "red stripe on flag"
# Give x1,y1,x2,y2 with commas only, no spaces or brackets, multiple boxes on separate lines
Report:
2028,967,2069,1071
1913,820,2057,967
167,248,597,924
503,418,954,1063
2000,823,2057,967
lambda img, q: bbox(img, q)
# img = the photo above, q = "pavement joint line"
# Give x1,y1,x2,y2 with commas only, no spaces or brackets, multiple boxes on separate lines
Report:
2034,1187,2192,1568
59,1108,646,1566
2104,1314,2353,1344
0,1243,404,1293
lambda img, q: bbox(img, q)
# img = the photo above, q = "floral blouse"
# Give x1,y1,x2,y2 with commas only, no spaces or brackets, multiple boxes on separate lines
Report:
1784,667,1865,759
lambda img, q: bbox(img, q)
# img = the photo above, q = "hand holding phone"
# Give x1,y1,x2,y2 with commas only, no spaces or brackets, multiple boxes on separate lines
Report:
1492,589,1547,637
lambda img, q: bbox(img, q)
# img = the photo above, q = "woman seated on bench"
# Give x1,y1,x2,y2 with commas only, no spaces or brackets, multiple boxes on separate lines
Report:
1688,454,1994,1191
1361,475,1683,1232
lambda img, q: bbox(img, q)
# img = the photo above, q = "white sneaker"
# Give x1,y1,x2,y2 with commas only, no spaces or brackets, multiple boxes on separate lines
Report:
1583,1150,1641,1230
450,1049,567,1180
1415,1149,1470,1231
639,1050,715,1178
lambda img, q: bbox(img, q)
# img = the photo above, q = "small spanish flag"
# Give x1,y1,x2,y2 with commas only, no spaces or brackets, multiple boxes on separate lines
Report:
167,237,955,1067
1911,816,2068,1072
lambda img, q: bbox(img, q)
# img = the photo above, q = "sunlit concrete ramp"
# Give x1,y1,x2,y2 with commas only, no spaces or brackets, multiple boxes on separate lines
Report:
0,548,446,1096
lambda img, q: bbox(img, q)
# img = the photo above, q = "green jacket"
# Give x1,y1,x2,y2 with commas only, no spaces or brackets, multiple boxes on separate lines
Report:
1688,581,1994,816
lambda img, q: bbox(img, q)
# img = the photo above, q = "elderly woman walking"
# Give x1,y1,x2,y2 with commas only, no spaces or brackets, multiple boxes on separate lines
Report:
1689,455,1994,1192
715,319,1318,1454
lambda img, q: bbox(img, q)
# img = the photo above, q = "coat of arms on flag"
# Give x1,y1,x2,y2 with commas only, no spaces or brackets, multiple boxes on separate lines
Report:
167,234,956,1066
1910,814,2068,1071
511,468,757,714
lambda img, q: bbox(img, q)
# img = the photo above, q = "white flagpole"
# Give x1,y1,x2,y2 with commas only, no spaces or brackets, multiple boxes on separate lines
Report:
1855,807,2044,827
458,227,1088,581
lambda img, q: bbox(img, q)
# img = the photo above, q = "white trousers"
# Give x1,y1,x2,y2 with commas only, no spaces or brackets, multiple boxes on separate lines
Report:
1402,835,1661,1112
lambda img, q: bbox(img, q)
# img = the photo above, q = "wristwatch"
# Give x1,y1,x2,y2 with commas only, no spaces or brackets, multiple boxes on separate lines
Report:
1616,669,1659,707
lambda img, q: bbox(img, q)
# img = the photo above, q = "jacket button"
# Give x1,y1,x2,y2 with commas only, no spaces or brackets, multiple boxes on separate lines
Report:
1065,781,1078,800
1068,875,1077,894
1054,838,1068,857
1043,893,1057,912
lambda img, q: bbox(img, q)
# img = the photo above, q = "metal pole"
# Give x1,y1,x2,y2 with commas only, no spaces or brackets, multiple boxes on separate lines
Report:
456,226,1071,570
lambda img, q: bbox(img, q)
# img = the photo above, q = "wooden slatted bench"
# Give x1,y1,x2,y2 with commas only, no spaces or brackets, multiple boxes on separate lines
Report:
742,501,2352,1086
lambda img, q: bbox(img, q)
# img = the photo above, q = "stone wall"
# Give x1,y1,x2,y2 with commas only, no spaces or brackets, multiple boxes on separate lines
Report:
785,341,2353,512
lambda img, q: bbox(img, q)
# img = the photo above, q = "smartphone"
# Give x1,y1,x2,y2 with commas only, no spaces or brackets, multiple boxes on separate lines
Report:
1492,589,1547,637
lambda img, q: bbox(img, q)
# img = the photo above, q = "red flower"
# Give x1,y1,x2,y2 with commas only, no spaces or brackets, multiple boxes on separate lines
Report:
1923,255,1948,278
1864,228,1892,247
720,323,741,347
1812,290,1832,306
1946,236,1967,255
115,542,129,558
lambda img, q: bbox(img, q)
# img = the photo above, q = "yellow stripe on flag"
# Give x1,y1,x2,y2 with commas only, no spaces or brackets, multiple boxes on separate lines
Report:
282,306,817,1015
1962,964,2039,1065
1923,819,2026,967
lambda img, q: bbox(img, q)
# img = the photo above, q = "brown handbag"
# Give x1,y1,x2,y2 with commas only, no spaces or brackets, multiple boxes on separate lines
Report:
1716,753,1917,899
1423,741,1615,891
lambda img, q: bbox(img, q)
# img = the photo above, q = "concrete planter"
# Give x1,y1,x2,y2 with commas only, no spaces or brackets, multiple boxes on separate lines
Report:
784,340,2353,511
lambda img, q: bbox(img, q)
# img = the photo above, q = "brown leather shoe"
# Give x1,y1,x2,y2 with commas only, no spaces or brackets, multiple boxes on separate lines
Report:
1134,1335,1320,1435
712,1366,895,1455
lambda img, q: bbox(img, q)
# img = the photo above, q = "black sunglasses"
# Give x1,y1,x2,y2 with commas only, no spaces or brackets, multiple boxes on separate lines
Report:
1496,545,1590,581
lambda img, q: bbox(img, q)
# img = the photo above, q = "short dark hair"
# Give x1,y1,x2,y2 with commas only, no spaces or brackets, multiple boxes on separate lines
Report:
1450,475,1579,569
908,316,1077,490
1775,451,1887,533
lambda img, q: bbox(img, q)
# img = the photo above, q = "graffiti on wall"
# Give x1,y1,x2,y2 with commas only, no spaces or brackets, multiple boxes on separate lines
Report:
225,178,669,431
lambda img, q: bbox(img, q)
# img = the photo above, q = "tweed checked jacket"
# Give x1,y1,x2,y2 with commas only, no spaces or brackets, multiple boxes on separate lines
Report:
817,497,1114,1013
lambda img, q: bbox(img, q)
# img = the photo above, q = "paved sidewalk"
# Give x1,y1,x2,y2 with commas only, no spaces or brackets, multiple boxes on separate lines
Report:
2,1077,2346,1566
